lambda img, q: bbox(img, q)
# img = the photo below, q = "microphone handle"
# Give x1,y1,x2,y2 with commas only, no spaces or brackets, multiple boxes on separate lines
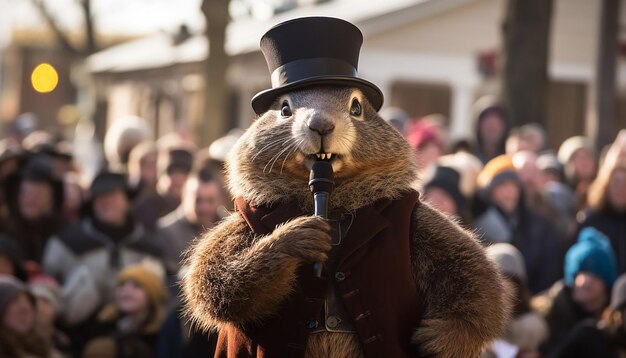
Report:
313,192,329,277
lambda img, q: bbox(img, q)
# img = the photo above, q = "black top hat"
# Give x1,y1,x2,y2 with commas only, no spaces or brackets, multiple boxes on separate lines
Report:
251,17,384,114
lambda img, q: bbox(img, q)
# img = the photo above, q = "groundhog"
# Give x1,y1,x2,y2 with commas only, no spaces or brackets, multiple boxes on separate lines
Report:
182,17,508,358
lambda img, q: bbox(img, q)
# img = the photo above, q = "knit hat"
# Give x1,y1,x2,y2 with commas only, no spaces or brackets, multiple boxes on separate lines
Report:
477,154,521,197
0,275,33,314
28,274,60,311
423,165,468,214
557,136,595,165
406,120,443,152
564,227,617,288
486,243,527,283
117,262,166,310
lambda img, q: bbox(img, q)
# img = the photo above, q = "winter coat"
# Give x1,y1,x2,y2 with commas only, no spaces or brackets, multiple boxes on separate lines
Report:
132,192,180,232
475,204,563,294
156,208,201,274
533,280,600,354
549,319,626,358
580,206,626,275
41,218,162,327
215,192,424,357
155,307,217,358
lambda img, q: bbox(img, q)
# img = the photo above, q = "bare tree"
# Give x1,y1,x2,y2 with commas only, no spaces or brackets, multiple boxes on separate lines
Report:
198,0,231,147
501,0,553,128
30,0,98,55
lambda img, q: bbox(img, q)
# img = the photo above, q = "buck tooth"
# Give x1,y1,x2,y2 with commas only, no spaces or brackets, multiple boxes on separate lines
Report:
321,153,327,160
316,154,321,159
328,153,333,159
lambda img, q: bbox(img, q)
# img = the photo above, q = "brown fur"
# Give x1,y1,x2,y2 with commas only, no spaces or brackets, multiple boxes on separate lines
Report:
182,86,509,357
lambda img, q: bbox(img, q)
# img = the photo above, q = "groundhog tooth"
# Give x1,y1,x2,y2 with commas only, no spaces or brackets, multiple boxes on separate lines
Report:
321,153,327,160
327,153,333,160
316,154,321,159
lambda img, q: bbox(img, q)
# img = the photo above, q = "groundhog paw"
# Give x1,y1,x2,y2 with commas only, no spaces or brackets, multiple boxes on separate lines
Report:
274,216,332,263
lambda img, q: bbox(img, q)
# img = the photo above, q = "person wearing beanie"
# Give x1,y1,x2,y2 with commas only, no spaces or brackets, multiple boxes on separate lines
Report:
0,275,57,358
133,143,196,231
532,227,617,355
28,274,71,357
471,95,511,164
474,154,562,294
422,165,471,226
82,262,166,358
41,171,162,356
483,244,549,358
551,273,626,358
406,118,445,170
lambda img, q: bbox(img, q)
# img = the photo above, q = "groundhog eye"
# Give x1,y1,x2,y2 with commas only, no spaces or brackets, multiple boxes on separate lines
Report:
350,98,362,116
280,101,292,117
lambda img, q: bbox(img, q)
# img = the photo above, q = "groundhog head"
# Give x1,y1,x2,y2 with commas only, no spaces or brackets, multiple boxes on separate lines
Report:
228,17,418,211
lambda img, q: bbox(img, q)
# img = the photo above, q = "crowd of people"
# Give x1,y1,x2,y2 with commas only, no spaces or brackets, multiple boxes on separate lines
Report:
0,93,625,357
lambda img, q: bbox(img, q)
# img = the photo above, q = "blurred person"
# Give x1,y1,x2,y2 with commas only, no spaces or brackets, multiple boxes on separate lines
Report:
127,141,158,200
406,119,445,170
379,106,409,135
0,275,59,358
11,112,38,144
62,173,83,224
558,136,597,210
156,267,217,358
438,151,484,200
195,129,244,210
474,154,562,294
28,275,71,356
551,273,626,358
83,262,167,358
422,165,471,225
532,227,617,354
580,161,626,274
0,139,23,182
483,243,548,358
157,171,224,276
537,152,565,185
514,123,547,154
41,171,162,354
471,96,511,164
104,116,152,171
22,131,74,177
133,145,195,231
512,151,570,237
2,155,66,263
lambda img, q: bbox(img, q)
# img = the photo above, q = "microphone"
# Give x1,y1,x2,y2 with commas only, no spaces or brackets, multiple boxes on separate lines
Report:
309,160,334,277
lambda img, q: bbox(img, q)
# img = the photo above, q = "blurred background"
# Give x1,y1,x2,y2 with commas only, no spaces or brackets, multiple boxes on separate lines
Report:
0,0,624,179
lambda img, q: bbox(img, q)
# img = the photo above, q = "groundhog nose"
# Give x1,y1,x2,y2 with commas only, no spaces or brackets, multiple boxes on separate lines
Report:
307,117,335,136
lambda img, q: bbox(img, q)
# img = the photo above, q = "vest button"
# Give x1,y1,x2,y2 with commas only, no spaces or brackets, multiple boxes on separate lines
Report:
334,272,346,282
305,320,318,329
326,315,341,328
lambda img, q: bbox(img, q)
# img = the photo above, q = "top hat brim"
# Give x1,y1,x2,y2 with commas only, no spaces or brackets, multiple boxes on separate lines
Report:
251,76,384,115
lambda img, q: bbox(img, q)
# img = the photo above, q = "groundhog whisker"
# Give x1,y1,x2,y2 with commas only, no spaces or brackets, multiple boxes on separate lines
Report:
280,139,305,174
253,136,290,162
267,140,297,173
263,137,297,173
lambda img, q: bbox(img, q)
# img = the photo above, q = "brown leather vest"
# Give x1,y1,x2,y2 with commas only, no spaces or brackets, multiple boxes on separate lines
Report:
215,191,424,358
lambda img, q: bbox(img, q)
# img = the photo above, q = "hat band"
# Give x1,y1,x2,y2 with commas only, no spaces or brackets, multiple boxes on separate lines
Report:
270,57,357,88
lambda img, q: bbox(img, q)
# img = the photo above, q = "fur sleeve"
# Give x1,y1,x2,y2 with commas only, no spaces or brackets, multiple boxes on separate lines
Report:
181,213,331,331
410,201,510,358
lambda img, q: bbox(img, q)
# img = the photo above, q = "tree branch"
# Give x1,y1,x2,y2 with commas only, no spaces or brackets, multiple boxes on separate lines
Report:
31,0,79,55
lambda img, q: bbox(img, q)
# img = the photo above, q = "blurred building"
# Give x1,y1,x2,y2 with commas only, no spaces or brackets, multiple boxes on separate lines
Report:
70,0,626,148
